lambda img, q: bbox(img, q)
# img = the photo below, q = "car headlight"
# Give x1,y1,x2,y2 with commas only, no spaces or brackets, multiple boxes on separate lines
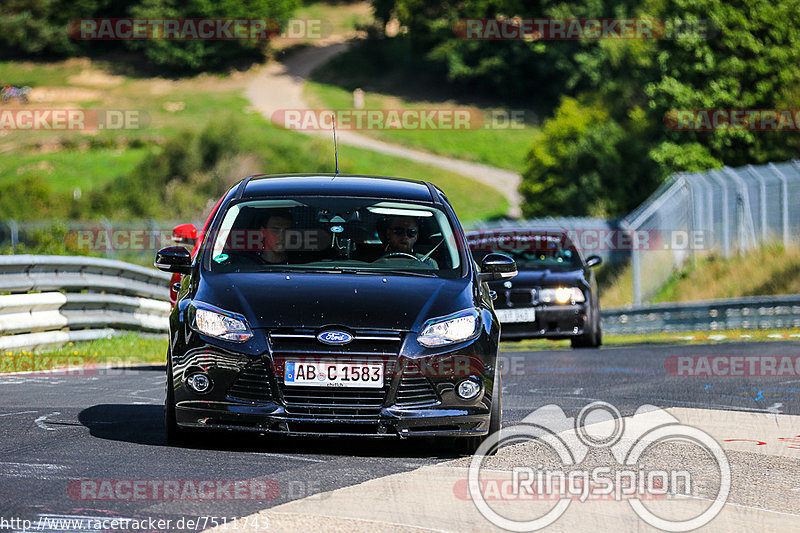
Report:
417,309,480,347
190,303,253,342
539,287,585,304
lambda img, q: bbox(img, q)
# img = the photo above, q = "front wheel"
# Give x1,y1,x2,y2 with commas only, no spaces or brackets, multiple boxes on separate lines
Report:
165,359,189,445
571,304,601,349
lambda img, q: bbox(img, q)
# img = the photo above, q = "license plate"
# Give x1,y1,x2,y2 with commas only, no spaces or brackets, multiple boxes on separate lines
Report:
495,307,536,323
284,361,384,388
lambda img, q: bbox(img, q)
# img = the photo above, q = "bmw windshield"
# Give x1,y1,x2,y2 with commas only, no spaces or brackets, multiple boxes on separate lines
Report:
469,231,583,270
204,197,465,278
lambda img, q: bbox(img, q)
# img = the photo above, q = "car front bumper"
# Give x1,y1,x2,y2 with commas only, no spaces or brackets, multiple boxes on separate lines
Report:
169,326,499,438
174,402,490,438
498,304,588,340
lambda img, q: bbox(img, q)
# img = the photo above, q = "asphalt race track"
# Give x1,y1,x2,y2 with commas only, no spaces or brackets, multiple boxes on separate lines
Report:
1,341,799,532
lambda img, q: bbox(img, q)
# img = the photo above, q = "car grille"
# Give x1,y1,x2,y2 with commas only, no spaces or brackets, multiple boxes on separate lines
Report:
281,386,389,417
227,360,273,404
270,329,402,419
270,328,402,357
395,374,439,407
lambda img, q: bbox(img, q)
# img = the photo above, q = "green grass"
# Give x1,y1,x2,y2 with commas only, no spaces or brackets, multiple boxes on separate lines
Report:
305,81,536,173
334,141,509,223
0,333,167,373
651,243,800,302
597,260,635,307
596,243,800,307
0,58,508,223
0,59,85,87
293,1,373,38
0,148,150,192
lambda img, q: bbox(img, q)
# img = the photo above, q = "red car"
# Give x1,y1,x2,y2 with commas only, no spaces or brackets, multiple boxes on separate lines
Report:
168,195,225,307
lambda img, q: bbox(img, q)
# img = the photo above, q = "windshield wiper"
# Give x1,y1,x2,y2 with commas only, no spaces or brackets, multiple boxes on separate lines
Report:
361,269,437,278
253,266,343,274
251,266,437,278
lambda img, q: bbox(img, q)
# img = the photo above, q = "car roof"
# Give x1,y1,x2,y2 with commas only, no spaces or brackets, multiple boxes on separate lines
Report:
238,174,437,203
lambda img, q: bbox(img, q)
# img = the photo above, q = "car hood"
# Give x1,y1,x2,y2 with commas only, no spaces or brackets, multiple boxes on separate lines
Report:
195,271,474,331
490,267,588,289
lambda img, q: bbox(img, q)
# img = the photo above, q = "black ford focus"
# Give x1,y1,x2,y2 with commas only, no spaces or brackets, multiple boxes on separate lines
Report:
155,174,516,452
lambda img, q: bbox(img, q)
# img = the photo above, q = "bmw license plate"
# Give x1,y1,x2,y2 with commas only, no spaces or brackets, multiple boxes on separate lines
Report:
494,307,536,323
284,361,384,388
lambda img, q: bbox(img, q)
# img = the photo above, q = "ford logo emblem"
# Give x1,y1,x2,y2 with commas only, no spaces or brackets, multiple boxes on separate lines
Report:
317,330,353,345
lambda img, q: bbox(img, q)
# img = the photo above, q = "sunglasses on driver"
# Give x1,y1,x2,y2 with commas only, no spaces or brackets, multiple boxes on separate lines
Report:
391,227,418,238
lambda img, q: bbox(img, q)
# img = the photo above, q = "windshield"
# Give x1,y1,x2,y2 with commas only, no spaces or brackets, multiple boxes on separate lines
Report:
468,231,583,270
204,197,463,278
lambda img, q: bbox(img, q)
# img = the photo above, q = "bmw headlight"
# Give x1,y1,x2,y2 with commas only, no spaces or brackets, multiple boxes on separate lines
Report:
539,287,585,304
190,302,253,342
417,309,480,347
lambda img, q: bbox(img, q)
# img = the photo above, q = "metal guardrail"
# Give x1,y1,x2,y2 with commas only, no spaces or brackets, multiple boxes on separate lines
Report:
2,255,798,348
603,295,800,335
0,255,171,350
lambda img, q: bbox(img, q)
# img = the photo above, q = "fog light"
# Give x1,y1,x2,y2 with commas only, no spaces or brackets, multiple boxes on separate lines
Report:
456,379,481,400
186,372,212,393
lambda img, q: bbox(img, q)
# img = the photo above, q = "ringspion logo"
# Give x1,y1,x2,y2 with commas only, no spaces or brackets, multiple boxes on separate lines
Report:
468,402,730,531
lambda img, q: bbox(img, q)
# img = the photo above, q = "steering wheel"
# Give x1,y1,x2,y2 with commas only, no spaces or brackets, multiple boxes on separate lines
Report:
380,252,423,262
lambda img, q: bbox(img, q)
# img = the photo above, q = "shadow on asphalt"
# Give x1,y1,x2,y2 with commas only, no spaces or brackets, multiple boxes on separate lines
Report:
78,404,465,459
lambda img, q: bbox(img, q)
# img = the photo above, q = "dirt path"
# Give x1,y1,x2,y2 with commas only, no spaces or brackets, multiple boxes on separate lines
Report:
245,43,522,218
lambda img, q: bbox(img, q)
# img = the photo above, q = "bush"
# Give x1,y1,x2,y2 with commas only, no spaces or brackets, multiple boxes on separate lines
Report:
124,0,299,71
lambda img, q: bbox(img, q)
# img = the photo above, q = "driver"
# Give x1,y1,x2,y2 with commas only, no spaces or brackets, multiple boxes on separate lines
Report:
381,216,438,267
258,210,292,264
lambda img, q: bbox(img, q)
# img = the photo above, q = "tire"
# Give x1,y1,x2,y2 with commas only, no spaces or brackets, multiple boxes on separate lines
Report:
571,303,601,349
165,358,189,445
595,315,603,347
488,362,502,436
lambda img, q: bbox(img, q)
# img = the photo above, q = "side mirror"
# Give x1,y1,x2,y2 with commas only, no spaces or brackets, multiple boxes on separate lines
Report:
172,223,198,246
478,253,517,282
585,255,602,268
155,246,193,274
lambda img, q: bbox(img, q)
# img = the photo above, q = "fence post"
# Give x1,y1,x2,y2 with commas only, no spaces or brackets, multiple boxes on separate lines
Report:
631,227,642,306
748,165,768,241
683,176,697,266
6,219,18,253
101,217,114,259
723,167,757,253
710,170,731,258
